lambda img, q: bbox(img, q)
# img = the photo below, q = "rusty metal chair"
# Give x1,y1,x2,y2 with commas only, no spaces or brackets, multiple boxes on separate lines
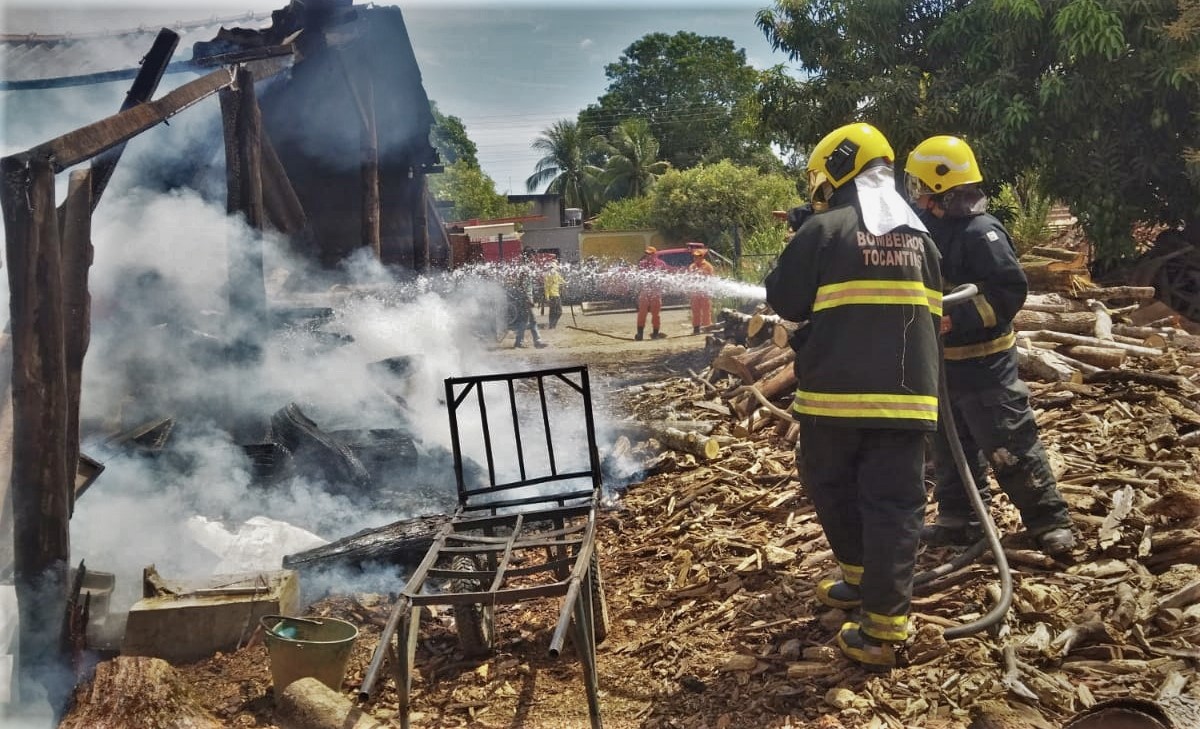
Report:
359,365,608,729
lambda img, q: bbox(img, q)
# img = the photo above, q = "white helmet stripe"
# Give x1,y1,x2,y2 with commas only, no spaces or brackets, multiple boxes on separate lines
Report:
910,151,971,172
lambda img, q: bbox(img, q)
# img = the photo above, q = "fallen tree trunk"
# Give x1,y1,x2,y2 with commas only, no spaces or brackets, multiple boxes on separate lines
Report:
747,313,794,348
1026,330,1163,358
1083,369,1196,391
1024,293,1087,313
1030,246,1082,262
711,344,752,382
1017,344,1083,384
750,347,794,380
1076,285,1156,301
1059,345,1126,370
1013,309,1096,335
283,514,450,572
719,309,754,345
731,364,797,417
1112,324,1200,351
651,425,720,460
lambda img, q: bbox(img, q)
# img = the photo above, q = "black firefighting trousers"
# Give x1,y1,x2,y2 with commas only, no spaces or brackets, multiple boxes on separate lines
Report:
798,425,926,642
931,377,1070,536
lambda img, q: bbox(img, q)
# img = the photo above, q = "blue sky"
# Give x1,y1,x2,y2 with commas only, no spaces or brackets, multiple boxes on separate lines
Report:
3,2,793,193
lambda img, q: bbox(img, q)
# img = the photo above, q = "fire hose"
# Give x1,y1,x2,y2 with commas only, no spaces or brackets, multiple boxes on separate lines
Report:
912,283,1014,639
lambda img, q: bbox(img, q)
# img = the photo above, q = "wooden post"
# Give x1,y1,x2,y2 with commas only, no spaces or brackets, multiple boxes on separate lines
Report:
219,66,268,348
1,155,72,697
88,29,179,211
360,74,381,261
61,170,94,517
334,48,381,261
412,171,429,273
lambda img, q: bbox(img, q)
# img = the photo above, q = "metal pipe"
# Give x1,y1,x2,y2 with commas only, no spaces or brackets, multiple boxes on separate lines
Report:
548,578,583,657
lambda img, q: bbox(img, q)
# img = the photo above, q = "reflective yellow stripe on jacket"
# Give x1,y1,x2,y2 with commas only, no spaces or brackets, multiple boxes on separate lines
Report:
944,331,1016,361
813,279,943,317
792,391,939,422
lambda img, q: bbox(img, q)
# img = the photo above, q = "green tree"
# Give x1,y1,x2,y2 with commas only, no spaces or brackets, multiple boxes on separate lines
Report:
525,119,601,216
756,0,1200,264
594,118,670,200
647,160,799,257
592,195,655,231
430,160,530,222
430,101,479,168
579,32,775,170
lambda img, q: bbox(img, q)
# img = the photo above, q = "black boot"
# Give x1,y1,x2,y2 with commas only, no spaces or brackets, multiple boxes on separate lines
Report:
693,325,701,335
816,579,861,609
651,330,667,339
920,521,984,547
635,328,644,341
836,622,897,671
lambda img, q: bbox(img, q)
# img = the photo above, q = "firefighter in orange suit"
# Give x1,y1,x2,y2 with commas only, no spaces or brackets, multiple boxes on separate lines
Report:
635,246,668,340
688,247,715,334
764,123,943,670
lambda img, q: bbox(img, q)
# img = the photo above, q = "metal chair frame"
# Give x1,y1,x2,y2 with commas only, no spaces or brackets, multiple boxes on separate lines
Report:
359,365,606,729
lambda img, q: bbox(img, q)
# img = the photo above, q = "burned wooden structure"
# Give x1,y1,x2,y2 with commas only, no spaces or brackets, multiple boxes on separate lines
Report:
203,0,449,269
0,0,448,703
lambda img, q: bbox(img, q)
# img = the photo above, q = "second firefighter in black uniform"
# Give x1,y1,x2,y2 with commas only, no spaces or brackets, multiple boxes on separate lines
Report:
766,123,943,670
904,134,1075,558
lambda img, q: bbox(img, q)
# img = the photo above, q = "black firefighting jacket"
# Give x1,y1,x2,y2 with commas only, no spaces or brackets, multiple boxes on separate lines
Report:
921,211,1026,388
765,188,943,431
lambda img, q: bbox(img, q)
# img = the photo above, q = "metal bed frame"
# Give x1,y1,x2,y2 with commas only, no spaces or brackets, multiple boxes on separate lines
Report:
359,365,608,729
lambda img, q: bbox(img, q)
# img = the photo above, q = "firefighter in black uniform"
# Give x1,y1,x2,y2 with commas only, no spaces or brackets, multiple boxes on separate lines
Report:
765,123,943,670
904,135,1075,558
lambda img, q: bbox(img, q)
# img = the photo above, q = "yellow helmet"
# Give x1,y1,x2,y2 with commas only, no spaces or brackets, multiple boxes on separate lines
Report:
807,122,895,190
904,135,983,199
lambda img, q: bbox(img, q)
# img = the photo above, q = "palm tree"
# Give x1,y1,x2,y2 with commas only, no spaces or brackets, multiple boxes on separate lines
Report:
526,120,600,215
596,118,670,201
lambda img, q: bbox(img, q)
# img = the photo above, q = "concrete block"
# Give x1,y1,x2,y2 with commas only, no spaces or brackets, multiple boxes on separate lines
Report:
122,570,300,664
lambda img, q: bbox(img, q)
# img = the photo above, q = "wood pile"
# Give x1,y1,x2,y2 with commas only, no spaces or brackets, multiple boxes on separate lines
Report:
600,286,1200,728
1019,246,1092,293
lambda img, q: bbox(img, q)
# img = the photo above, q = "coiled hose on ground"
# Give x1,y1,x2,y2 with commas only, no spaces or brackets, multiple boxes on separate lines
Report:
912,283,1013,639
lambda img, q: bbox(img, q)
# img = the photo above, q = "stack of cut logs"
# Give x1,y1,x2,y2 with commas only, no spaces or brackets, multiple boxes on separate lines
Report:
695,307,803,444
694,285,1200,447
1012,287,1200,386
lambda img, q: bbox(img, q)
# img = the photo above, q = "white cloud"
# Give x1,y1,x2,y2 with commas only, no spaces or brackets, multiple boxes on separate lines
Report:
579,38,594,50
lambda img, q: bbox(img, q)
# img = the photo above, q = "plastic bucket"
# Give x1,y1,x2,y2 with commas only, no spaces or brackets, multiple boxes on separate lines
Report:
261,615,359,692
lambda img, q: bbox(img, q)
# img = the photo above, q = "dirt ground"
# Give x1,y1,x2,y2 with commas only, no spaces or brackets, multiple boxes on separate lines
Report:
173,302,737,729
490,302,714,369
153,298,1186,729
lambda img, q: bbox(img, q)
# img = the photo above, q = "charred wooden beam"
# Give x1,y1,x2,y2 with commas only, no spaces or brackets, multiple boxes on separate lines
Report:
260,132,307,235
359,78,381,261
282,514,450,572
61,169,94,516
335,49,381,260
18,69,232,173
88,29,180,211
219,66,269,348
11,59,286,174
1,156,72,696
